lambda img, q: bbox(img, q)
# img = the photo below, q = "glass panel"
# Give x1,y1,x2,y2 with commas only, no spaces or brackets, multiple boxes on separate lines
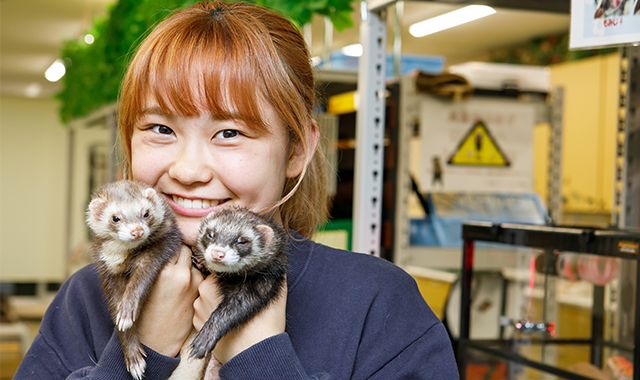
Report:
461,240,636,378
430,193,546,224
465,344,601,380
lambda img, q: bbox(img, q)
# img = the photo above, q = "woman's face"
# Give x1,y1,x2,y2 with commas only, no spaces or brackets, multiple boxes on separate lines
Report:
130,100,302,246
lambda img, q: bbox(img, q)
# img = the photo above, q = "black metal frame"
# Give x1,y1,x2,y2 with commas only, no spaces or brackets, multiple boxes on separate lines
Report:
458,221,640,380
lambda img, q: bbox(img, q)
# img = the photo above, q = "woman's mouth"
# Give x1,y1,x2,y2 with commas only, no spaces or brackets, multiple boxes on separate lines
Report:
172,195,223,209
167,195,230,216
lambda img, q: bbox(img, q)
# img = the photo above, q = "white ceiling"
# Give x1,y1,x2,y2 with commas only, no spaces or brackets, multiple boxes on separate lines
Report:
310,2,570,64
0,0,570,100
1,0,116,99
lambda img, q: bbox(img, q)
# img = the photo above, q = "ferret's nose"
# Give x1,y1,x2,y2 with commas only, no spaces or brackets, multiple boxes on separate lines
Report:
130,226,144,239
208,249,225,261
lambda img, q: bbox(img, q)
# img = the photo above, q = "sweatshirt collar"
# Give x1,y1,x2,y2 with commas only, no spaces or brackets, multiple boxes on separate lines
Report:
286,231,314,291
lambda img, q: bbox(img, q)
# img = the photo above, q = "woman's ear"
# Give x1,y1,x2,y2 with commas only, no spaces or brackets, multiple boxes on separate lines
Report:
286,120,319,178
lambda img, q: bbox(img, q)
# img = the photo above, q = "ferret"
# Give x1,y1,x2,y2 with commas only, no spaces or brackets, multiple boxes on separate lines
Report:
189,206,289,360
86,180,182,380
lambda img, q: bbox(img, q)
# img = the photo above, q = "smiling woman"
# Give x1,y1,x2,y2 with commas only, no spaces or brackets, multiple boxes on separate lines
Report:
14,2,458,379
119,1,326,240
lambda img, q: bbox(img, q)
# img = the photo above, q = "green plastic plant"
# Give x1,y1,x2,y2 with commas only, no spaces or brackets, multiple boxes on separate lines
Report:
58,0,355,123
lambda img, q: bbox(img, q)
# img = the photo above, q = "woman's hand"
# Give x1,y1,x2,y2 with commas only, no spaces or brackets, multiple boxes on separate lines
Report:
138,245,204,357
193,276,287,364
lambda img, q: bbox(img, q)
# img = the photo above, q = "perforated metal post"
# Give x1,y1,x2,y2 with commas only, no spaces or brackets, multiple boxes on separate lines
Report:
612,46,640,380
548,88,564,225
613,46,640,229
352,0,389,256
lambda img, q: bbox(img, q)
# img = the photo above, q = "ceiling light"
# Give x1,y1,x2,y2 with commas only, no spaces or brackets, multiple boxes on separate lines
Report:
409,5,496,38
84,34,95,44
341,44,363,57
25,83,42,98
45,59,65,82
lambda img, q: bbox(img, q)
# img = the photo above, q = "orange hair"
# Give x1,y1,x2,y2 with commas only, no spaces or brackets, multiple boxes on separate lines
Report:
118,1,328,238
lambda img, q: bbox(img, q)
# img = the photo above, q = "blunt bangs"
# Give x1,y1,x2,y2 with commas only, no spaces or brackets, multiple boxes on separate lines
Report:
124,5,278,137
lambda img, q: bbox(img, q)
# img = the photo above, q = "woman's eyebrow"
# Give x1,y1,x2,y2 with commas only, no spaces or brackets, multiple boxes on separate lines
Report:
139,106,253,123
140,106,171,116
210,113,245,121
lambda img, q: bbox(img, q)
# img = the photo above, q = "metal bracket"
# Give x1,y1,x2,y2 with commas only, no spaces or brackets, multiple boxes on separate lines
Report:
353,1,388,255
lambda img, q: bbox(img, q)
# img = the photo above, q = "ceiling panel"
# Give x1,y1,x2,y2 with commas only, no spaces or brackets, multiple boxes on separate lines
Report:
1,0,571,99
311,2,570,66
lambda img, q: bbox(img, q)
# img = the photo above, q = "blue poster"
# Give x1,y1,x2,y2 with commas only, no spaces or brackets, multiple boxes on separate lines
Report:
570,0,640,49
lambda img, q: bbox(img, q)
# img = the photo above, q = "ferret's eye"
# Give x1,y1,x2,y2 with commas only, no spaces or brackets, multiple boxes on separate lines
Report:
112,216,121,223
143,212,150,218
207,231,214,239
237,237,249,245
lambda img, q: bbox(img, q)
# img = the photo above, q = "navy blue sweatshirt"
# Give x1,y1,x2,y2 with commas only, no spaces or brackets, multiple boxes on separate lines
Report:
15,234,459,379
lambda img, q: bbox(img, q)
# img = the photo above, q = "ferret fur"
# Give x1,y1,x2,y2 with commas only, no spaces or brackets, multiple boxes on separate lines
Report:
86,180,182,380
189,206,289,359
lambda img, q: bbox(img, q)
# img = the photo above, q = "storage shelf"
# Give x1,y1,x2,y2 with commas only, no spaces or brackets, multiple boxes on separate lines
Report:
459,222,640,380
463,221,640,259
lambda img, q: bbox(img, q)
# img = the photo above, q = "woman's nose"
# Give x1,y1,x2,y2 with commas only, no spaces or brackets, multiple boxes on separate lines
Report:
168,143,214,185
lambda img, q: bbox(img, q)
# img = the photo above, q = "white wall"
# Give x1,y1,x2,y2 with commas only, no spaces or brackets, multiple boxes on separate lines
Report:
1,96,68,282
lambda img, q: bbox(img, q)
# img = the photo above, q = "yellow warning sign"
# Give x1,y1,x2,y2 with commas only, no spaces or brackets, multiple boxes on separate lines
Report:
447,121,510,167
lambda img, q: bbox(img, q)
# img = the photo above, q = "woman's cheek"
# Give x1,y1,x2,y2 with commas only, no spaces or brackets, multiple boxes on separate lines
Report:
130,146,162,185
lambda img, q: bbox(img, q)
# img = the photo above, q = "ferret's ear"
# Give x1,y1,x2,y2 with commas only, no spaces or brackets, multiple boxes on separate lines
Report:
255,225,274,246
88,199,106,220
144,188,157,200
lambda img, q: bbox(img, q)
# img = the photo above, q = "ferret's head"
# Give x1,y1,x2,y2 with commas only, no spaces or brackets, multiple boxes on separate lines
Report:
195,207,277,274
86,181,164,247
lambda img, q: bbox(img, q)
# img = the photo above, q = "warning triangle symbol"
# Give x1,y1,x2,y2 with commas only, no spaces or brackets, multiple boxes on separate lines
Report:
447,120,510,167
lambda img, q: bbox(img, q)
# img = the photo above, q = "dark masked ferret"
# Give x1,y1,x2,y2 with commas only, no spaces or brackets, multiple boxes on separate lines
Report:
86,180,182,380
189,206,288,359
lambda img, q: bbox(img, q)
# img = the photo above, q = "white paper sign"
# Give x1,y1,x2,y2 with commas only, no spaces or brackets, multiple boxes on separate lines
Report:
419,96,535,193
570,0,640,49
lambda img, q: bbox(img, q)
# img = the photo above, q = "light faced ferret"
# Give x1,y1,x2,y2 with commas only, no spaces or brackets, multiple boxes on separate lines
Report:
86,180,182,380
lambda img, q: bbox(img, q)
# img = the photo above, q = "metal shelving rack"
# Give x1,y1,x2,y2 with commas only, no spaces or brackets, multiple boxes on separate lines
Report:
354,0,573,257
459,221,640,380
352,1,640,378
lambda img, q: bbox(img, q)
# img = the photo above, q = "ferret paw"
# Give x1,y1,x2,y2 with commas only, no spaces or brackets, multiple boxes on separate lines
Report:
189,338,213,360
116,301,139,331
127,358,147,380
125,347,147,380
115,311,135,331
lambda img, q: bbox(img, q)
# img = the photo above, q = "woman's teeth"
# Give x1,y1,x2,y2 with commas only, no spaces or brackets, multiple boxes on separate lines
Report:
172,195,219,209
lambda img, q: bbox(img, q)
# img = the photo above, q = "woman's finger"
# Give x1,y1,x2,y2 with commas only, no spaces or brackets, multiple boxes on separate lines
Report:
176,244,193,266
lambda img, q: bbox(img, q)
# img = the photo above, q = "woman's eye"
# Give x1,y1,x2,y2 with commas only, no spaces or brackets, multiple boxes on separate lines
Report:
150,125,174,135
218,129,239,139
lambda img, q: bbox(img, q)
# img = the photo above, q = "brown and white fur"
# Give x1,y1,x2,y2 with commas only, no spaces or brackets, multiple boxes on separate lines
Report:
189,206,288,361
86,180,182,380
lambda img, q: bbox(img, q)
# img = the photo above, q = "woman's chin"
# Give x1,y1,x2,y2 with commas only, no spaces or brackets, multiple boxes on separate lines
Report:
176,218,202,247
